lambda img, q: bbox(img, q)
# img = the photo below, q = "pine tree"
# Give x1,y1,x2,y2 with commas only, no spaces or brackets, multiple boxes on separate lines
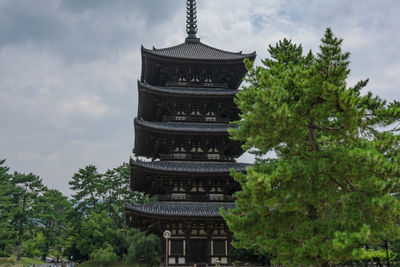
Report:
0,160,16,256
222,28,400,266
69,165,103,216
10,172,45,260
101,163,148,229
35,189,72,260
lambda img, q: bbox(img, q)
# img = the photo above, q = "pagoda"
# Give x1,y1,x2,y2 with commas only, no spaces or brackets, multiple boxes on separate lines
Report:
125,0,256,265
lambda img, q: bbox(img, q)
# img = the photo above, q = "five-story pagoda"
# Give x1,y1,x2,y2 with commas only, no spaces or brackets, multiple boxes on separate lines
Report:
126,1,256,265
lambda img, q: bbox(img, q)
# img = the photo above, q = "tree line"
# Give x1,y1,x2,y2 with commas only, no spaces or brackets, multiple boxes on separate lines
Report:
0,160,160,266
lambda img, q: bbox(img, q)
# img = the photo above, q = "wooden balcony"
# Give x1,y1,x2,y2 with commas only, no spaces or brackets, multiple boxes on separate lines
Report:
159,153,234,161
162,115,230,123
156,194,234,202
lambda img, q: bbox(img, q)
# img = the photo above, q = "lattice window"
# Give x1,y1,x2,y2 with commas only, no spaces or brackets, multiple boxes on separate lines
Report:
208,154,220,160
205,116,216,122
171,193,186,200
173,153,187,159
175,116,187,121
210,194,224,200
209,194,224,200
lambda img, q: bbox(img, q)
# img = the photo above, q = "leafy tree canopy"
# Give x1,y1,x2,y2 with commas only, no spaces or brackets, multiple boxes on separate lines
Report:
124,229,160,267
90,245,118,266
223,28,400,266
76,211,118,259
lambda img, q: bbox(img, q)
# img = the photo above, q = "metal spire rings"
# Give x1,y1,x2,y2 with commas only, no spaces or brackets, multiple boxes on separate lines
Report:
186,0,198,39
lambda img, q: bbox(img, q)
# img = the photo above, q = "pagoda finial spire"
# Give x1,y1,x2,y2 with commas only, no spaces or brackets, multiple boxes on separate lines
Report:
186,0,198,39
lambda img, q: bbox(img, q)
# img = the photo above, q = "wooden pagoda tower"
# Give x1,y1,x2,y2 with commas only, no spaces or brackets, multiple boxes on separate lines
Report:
126,1,256,265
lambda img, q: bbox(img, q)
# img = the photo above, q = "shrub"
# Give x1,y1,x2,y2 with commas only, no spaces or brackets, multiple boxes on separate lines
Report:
8,254,16,265
125,229,160,267
360,248,396,263
90,245,118,266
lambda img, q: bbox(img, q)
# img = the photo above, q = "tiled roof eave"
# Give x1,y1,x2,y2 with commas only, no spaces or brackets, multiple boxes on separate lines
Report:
141,44,256,62
138,81,238,97
130,159,251,174
134,118,233,134
125,201,236,218
142,51,254,65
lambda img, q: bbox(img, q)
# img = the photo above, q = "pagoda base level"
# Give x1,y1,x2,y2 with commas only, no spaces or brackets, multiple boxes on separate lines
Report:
126,210,232,266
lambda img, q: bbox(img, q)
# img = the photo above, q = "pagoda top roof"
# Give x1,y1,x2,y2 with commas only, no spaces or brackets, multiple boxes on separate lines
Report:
142,39,256,61
138,81,238,96
135,118,233,133
131,159,251,174
125,201,235,217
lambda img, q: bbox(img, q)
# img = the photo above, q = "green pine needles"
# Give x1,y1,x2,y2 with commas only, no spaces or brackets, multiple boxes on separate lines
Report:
222,28,400,266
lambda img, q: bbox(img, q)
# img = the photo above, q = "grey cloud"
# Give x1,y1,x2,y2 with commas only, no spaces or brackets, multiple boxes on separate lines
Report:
0,0,64,46
0,0,185,62
0,0,399,196
61,0,183,23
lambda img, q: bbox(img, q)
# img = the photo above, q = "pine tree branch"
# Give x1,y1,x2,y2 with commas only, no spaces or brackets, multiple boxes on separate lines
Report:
343,178,357,192
329,177,352,193
308,119,320,151
314,125,344,131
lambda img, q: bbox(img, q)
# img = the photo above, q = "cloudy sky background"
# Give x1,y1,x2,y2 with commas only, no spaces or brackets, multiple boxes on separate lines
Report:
0,0,399,196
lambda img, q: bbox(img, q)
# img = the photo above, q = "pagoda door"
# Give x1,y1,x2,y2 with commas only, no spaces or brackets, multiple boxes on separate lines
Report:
187,239,208,264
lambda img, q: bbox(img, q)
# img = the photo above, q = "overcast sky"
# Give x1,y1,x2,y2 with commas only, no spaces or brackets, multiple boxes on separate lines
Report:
0,0,399,196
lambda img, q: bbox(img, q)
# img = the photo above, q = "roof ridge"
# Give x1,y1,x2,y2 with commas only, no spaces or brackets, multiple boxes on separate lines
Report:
149,42,186,52
197,41,253,56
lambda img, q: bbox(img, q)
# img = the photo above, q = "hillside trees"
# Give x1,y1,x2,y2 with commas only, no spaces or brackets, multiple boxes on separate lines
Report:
223,29,400,266
101,162,148,229
0,160,71,261
67,162,151,261
69,165,102,216
11,172,45,260
0,160,16,256
35,189,72,260
0,159,155,264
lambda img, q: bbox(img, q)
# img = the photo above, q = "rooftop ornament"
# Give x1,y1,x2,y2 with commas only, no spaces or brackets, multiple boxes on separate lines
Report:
186,0,198,40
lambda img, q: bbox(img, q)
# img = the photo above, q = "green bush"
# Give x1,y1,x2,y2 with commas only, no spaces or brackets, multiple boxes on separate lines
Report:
360,248,396,262
124,229,160,267
8,254,16,265
90,245,118,266
77,211,118,259
22,231,46,258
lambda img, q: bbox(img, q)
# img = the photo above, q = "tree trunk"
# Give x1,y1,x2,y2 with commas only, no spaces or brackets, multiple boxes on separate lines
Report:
308,120,320,152
17,194,27,261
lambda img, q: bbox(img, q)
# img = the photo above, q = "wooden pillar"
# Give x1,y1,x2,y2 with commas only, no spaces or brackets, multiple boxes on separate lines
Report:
227,234,232,264
206,235,211,265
